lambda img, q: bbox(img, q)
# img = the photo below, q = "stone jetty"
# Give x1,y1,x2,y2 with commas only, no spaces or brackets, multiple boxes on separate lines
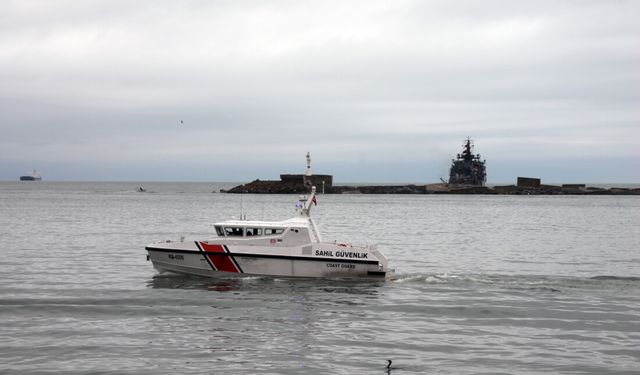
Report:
224,181,638,195
221,151,639,195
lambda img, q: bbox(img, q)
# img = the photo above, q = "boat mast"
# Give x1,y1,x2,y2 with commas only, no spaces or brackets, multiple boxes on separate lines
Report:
297,186,322,242
461,137,473,160
298,186,317,217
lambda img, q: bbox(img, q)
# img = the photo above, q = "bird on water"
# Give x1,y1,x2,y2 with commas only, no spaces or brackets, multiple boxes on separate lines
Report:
386,359,402,372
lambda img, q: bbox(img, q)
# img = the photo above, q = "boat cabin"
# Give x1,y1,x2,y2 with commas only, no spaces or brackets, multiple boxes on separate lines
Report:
213,218,320,245
214,225,286,237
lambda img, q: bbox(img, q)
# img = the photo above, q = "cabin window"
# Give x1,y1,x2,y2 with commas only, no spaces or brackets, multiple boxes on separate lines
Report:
224,227,244,237
245,228,263,236
264,228,284,235
215,226,224,236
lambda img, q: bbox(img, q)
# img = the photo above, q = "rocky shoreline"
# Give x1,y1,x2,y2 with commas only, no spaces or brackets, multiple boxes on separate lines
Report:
222,180,639,195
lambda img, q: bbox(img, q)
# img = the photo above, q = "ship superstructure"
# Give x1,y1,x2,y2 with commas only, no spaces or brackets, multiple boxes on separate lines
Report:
448,138,486,186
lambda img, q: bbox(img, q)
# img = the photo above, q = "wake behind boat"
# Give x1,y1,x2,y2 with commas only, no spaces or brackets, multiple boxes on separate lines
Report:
145,187,393,279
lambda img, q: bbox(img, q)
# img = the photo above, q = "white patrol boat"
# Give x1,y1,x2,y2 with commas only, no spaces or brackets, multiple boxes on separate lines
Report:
145,187,392,279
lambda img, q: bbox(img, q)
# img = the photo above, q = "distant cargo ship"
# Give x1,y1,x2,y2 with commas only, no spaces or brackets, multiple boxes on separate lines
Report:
448,138,486,186
20,170,42,181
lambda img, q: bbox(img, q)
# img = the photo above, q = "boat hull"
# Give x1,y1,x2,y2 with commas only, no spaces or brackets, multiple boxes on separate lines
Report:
146,241,390,279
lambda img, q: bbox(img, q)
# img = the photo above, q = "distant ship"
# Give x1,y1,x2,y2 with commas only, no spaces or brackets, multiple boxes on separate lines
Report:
448,138,486,186
20,170,42,181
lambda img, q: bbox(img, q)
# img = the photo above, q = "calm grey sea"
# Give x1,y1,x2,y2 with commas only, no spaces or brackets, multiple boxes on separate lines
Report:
1,182,639,374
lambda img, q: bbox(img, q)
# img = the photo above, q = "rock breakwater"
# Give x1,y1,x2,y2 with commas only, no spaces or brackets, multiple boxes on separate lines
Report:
223,180,640,195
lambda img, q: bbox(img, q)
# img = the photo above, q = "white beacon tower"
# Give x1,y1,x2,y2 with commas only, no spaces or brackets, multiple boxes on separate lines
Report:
305,151,312,177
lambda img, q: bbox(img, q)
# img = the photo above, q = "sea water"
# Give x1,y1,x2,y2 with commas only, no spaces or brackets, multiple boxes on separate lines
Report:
0,182,638,374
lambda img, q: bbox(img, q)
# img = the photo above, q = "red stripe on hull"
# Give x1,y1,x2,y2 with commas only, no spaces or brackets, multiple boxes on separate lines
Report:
198,242,239,273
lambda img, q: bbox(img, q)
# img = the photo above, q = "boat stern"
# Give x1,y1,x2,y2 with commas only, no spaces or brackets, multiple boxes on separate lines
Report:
367,246,394,279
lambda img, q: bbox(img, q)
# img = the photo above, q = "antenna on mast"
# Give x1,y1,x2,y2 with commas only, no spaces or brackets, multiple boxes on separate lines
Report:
240,195,246,221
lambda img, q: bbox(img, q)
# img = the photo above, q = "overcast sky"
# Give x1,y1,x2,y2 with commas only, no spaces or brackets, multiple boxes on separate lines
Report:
1,0,639,183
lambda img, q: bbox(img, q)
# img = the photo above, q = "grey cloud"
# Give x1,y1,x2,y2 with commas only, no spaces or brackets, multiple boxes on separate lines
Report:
1,0,639,182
